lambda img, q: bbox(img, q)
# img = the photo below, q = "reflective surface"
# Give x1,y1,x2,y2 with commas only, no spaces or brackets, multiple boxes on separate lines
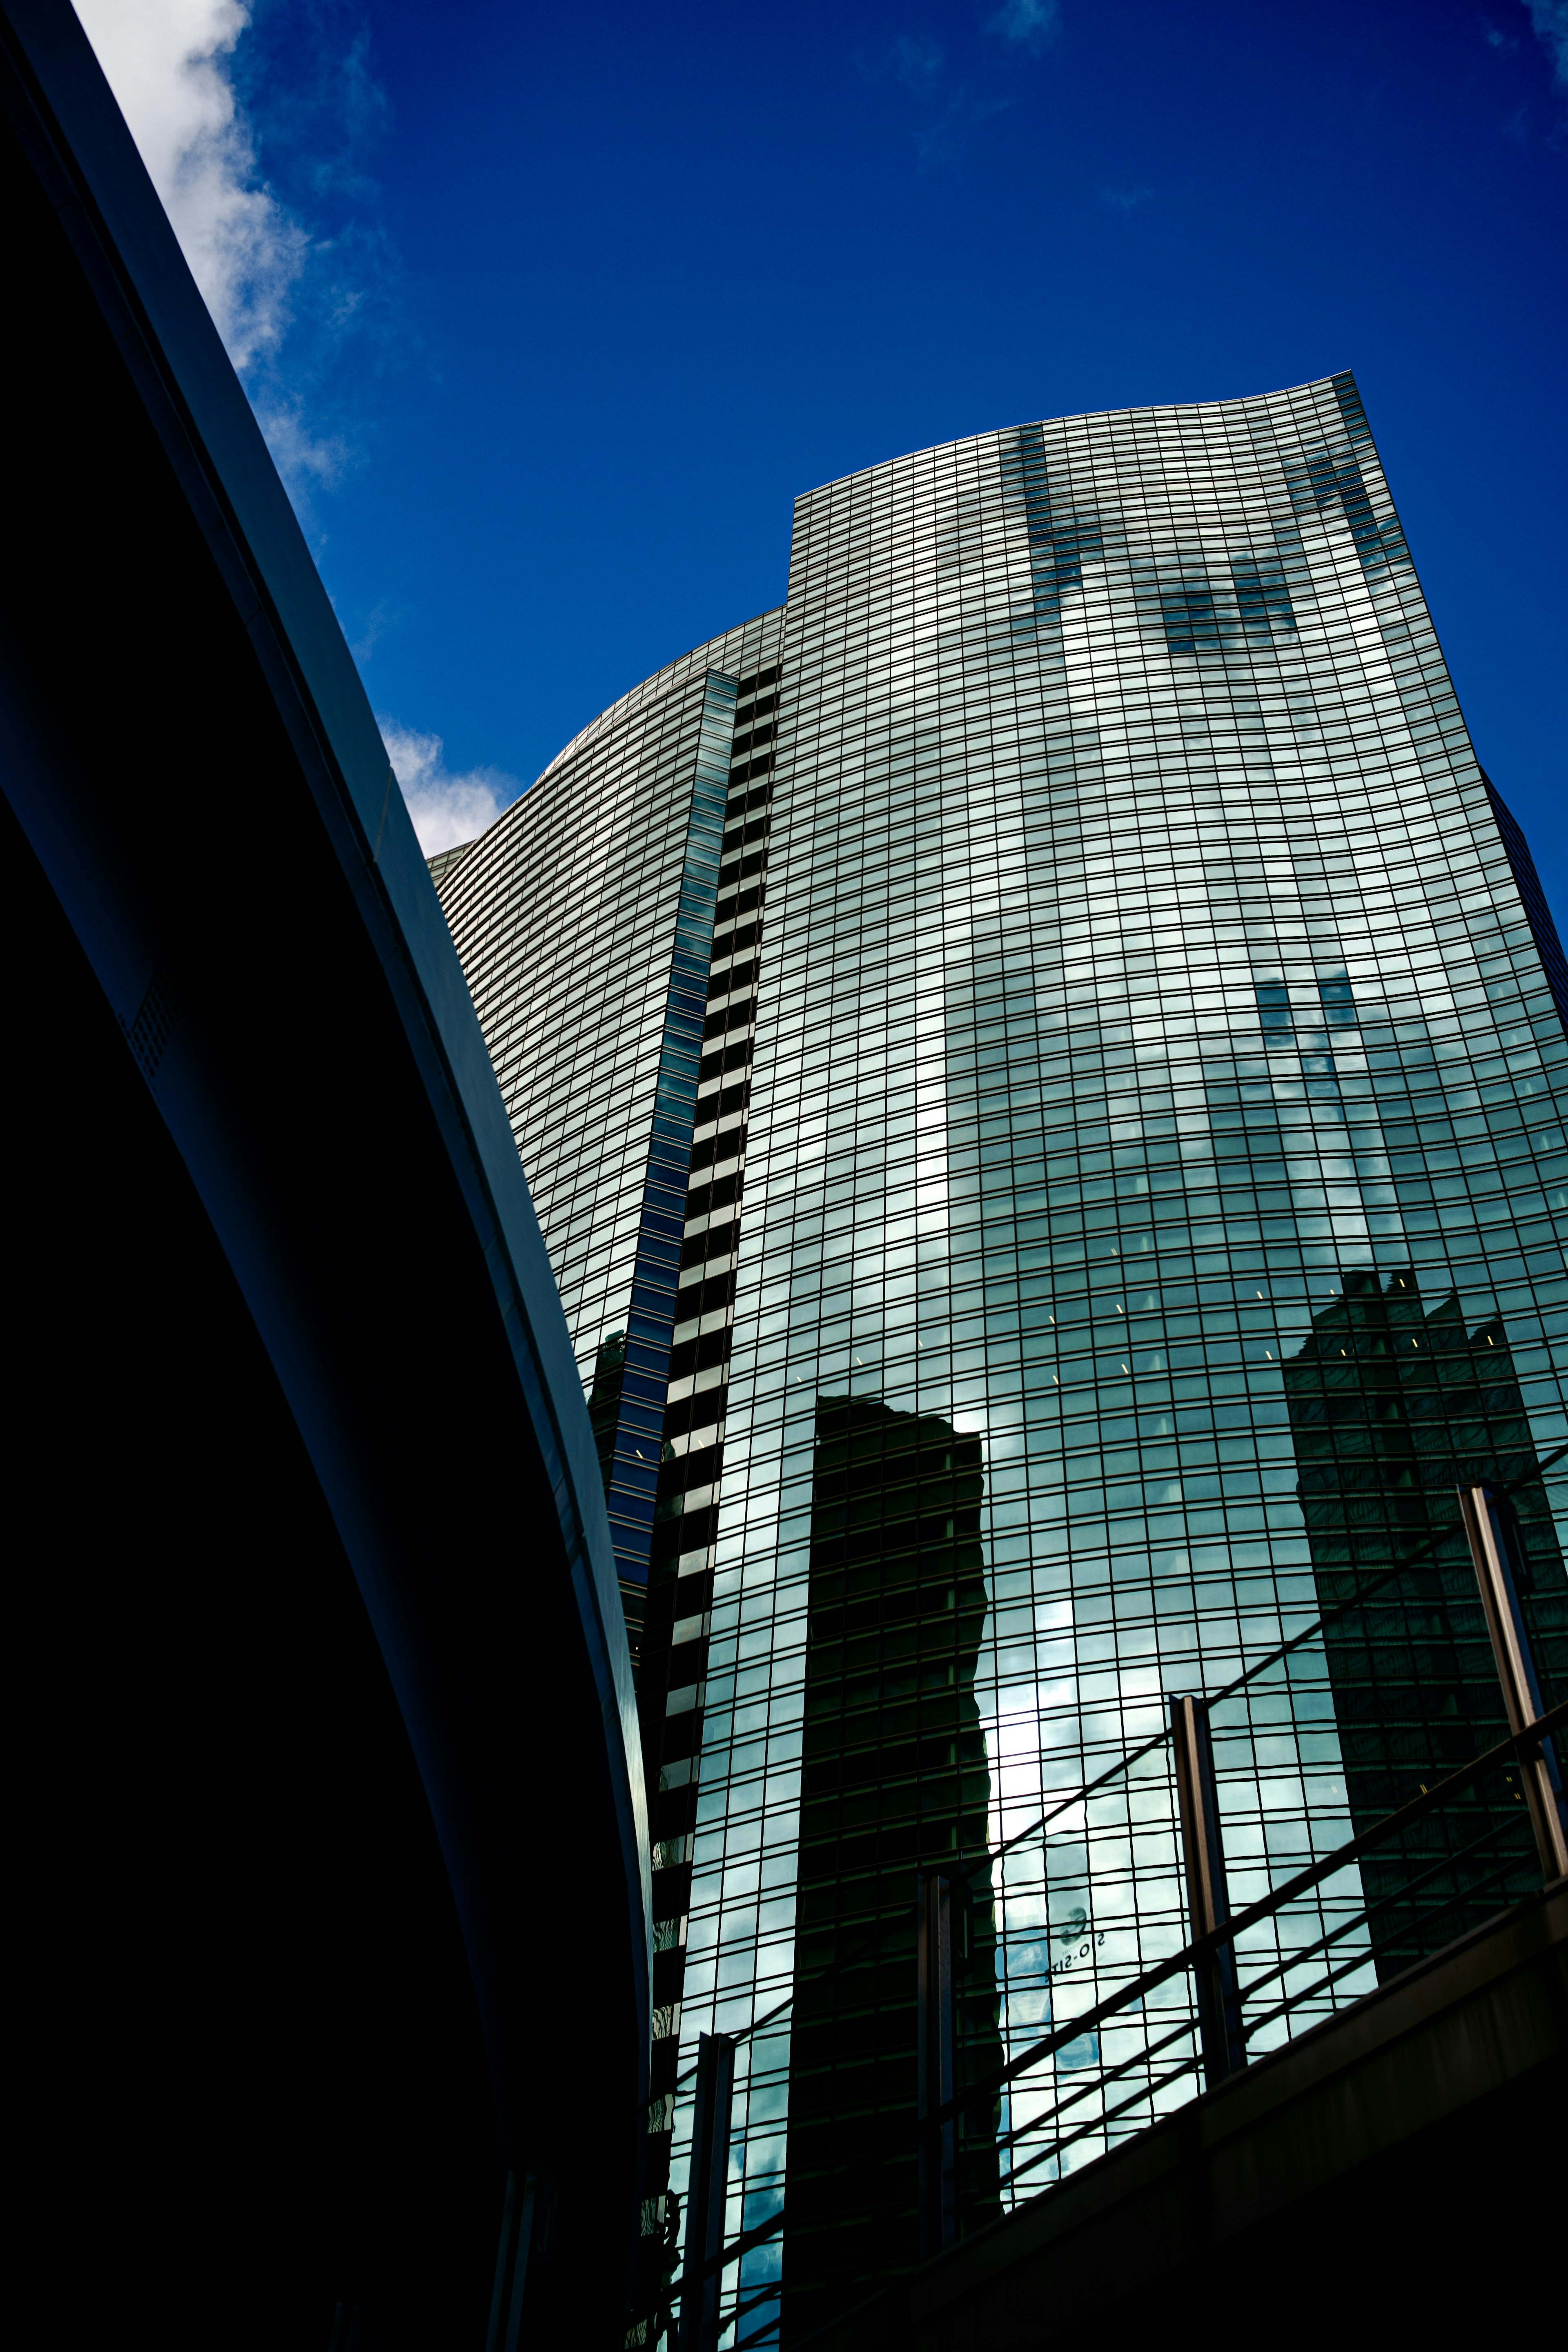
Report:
440,376,1568,2346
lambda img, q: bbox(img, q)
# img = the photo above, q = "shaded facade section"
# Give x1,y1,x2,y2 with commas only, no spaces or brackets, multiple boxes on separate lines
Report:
437,624,781,1697
618,649,782,2333
784,1398,1002,2343
1285,1270,1568,1976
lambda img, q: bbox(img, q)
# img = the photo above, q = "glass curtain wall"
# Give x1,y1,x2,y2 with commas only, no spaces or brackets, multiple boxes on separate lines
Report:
673,375,1568,2347
437,612,783,1660
437,375,1568,2350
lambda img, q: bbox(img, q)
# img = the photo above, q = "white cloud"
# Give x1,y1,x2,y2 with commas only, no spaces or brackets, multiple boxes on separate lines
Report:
249,394,350,495
986,0,1061,56
380,718,517,858
73,2,306,370
1525,0,1568,81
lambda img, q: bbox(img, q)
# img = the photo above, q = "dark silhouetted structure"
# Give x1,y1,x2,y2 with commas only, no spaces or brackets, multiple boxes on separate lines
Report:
786,1399,1002,2339
1,4,648,2342
1285,1270,1568,1973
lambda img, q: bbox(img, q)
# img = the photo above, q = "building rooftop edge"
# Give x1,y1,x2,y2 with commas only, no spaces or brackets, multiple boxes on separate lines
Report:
788,368,1362,509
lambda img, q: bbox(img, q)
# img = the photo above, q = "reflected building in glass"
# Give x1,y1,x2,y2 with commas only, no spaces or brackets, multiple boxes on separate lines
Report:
435,374,1568,2346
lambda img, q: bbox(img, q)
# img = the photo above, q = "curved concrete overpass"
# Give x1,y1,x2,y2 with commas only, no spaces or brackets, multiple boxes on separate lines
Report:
1,3,648,2340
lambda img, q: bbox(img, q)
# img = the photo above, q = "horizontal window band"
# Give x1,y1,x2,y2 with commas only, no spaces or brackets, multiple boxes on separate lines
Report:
626,1310,674,1348
649,1122,695,1156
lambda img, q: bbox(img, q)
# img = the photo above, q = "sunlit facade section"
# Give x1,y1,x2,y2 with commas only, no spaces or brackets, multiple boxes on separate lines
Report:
671,375,1568,2344
439,375,1568,2349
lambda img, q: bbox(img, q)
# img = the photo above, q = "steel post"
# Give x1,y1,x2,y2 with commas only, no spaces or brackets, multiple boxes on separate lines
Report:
679,2033,735,2352
1458,1484,1568,1882
1170,1693,1245,2087
484,2169,548,2352
916,1871,957,2258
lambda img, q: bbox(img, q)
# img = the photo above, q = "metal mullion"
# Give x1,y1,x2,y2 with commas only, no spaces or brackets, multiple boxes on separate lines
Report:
1001,2054,1205,2193
992,2013,1198,2156
729,2320,783,2352
1240,1843,1523,2041
1459,1482,1568,1879
723,2282,782,2331
1233,1817,1510,2006
1202,1442,1568,1722
935,1695,1568,2134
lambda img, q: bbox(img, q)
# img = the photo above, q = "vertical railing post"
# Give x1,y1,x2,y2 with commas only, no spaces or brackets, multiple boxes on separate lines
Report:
484,2172,519,2352
485,2169,547,2352
1458,1485,1568,1882
1169,1693,1245,2087
915,1871,957,2258
679,2032,735,2352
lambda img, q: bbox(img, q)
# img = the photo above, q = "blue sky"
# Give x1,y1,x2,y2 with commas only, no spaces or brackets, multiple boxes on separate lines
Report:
80,0,1565,899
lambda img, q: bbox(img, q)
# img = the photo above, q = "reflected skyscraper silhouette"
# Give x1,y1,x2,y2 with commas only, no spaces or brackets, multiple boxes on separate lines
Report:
435,376,1568,2341
786,1396,1001,2337
1285,1270,1568,1973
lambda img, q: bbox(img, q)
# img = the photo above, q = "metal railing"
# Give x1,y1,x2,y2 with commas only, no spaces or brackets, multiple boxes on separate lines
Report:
653,1470,1568,2350
940,1691,1568,2201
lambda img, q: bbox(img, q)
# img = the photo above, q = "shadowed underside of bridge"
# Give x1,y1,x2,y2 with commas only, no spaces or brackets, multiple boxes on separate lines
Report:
2,3,648,2342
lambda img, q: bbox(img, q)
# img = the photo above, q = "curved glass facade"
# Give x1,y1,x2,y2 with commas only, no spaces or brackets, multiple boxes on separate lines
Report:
438,374,1568,2346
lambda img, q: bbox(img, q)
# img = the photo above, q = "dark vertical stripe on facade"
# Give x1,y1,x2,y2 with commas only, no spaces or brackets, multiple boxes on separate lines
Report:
595,672,739,1626
783,1396,1002,2339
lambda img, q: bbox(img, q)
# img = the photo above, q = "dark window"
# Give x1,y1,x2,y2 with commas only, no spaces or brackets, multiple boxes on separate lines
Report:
1161,581,1224,658
708,958,758,1000
1257,982,1292,1038
1232,559,1295,643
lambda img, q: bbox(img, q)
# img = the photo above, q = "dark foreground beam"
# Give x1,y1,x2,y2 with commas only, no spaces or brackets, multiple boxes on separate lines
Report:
799,1883,1566,2350
1,4,648,2342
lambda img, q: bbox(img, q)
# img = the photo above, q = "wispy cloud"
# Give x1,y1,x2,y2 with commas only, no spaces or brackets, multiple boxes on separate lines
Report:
381,719,517,858
867,27,1013,169
1523,0,1568,81
249,392,350,494
985,0,1062,57
1100,183,1154,212
914,90,1011,170
74,1,305,369
72,0,392,509
893,33,945,94
76,12,507,860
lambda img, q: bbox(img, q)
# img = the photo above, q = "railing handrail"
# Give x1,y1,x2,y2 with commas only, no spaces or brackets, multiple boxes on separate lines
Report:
662,1693,1568,2339
932,1693,1568,2130
959,1439,1568,1898
663,1440,1568,2090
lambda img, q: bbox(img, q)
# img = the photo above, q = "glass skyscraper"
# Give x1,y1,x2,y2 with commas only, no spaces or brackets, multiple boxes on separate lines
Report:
436,374,1568,2346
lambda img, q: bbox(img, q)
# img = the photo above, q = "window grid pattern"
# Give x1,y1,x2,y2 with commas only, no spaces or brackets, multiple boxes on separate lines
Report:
438,378,1568,2350
669,375,1568,2347
595,673,740,1597
436,613,781,1416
